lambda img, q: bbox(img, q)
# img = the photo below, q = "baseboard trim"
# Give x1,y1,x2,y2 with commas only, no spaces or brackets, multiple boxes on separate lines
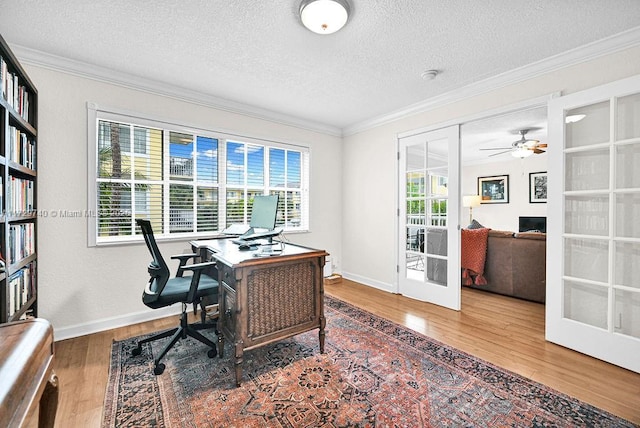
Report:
53,306,182,342
55,274,392,341
341,272,395,294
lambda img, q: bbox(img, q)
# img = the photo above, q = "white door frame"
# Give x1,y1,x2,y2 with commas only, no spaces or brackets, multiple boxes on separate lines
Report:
394,95,556,309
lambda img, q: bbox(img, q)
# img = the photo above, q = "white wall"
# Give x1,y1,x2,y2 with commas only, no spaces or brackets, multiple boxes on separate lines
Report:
461,155,548,232
26,65,342,339
341,46,640,292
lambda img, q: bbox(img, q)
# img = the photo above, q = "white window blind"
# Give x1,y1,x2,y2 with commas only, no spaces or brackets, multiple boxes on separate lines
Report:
88,106,309,245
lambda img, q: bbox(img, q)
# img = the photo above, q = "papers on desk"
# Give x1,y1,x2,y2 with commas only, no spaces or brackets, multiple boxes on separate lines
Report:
222,224,251,235
252,245,283,257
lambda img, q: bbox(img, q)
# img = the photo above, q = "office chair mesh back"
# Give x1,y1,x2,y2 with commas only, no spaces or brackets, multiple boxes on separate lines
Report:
137,219,172,308
132,218,221,375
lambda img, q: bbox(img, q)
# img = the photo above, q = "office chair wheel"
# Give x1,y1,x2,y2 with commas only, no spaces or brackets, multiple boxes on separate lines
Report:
131,346,142,356
154,363,165,375
207,348,217,358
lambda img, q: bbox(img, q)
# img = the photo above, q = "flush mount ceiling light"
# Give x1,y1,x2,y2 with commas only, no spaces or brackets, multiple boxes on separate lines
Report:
300,0,350,34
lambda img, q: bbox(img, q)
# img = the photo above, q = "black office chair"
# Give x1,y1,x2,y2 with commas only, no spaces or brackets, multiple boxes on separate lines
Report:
131,219,220,375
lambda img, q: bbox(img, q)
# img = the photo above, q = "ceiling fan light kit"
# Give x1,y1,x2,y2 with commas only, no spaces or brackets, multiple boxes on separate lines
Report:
512,147,534,158
300,0,350,34
481,129,546,159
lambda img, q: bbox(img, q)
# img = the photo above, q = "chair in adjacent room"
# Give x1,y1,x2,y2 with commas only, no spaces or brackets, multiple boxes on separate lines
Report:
131,219,221,375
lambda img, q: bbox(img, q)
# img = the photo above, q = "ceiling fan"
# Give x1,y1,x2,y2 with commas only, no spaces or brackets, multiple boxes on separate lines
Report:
480,129,547,158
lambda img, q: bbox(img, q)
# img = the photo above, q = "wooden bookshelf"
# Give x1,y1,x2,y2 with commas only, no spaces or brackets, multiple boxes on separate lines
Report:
0,32,38,323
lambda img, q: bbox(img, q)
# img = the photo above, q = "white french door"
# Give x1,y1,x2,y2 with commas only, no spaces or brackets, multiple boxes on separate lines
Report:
547,74,640,373
397,125,460,310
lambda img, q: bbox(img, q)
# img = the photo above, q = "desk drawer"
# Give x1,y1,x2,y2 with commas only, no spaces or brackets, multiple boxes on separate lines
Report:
221,282,237,339
219,264,236,290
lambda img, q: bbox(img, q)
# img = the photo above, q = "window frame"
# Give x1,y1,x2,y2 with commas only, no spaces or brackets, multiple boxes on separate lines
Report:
87,103,310,246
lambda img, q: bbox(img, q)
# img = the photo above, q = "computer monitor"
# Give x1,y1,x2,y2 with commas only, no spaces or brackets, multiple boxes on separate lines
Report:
249,194,279,230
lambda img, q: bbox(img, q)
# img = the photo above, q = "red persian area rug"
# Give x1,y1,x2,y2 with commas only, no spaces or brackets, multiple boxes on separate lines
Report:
103,296,635,427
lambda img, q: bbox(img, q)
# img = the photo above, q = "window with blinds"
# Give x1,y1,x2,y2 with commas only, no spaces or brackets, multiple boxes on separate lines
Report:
90,108,309,245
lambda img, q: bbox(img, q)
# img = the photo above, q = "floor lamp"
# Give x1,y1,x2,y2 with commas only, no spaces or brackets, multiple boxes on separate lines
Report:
463,195,482,225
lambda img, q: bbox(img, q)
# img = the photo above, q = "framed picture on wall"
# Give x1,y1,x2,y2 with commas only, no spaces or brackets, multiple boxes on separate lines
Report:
530,171,547,203
478,174,509,204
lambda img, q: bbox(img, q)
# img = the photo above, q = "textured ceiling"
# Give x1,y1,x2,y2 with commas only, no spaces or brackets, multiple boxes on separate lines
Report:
1,0,640,135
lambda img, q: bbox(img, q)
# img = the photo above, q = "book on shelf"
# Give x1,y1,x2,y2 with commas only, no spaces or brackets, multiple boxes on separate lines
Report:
7,263,35,318
8,222,35,264
0,53,31,121
8,126,36,169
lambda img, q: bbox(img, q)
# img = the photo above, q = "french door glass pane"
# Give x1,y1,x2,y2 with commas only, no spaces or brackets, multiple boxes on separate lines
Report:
615,193,640,238
425,228,447,285
615,242,640,289
565,101,610,148
563,280,608,329
564,195,609,236
406,144,425,170
564,238,608,283
565,149,610,191
614,289,640,339
615,143,640,188
617,93,640,140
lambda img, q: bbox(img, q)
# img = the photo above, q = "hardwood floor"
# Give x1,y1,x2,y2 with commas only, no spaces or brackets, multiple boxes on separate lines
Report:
48,279,639,426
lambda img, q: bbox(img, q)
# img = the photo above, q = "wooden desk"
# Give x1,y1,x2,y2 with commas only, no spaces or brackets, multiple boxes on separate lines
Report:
0,318,58,428
191,239,327,386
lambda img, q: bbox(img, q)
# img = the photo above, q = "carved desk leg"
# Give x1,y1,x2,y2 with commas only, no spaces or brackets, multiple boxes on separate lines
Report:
217,331,225,358
234,340,244,387
39,372,59,428
319,315,326,354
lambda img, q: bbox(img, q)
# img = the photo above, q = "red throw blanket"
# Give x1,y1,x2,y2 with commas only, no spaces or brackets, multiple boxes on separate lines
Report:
461,228,489,286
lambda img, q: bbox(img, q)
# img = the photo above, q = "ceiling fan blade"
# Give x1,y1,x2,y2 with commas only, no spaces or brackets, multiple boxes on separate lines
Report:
537,143,548,148
480,147,512,151
533,148,546,154
488,149,512,157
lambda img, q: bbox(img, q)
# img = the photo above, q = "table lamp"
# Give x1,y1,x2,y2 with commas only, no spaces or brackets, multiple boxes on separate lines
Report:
462,195,482,225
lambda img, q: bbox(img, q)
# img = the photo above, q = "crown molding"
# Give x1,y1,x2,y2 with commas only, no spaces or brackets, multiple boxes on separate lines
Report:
11,25,640,139
343,26,640,136
11,44,343,137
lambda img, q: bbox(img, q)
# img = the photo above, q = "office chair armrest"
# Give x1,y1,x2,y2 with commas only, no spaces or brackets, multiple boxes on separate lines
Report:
183,261,218,304
180,261,217,272
171,253,199,277
171,253,198,262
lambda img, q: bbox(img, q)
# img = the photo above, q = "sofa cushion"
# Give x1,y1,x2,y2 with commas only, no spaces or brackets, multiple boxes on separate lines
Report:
488,229,514,238
514,232,546,240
